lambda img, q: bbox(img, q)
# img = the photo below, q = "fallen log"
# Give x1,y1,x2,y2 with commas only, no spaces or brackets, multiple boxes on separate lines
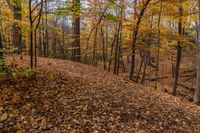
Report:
145,76,168,81
178,83,195,92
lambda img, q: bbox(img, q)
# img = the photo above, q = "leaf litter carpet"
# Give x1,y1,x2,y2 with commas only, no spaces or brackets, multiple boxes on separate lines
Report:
0,57,200,132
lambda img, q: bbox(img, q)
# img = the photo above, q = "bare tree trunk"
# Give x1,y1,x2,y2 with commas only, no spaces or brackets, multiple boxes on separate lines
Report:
38,28,43,57
29,0,33,69
29,0,43,71
114,1,124,75
114,25,121,74
155,0,162,89
92,28,98,66
172,3,183,96
45,2,49,57
136,53,145,82
52,19,58,58
101,27,106,70
62,29,66,58
141,51,148,84
108,35,116,72
171,50,175,77
42,19,46,57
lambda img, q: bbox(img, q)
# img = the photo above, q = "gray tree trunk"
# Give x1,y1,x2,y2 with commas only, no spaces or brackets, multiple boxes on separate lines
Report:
194,0,200,104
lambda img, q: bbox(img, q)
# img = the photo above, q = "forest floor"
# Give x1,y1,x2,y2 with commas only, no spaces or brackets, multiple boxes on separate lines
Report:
0,56,200,132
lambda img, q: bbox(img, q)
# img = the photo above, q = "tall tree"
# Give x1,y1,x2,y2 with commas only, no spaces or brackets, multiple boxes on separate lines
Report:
72,0,81,62
29,0,44,69
6,0,22,54
114,0,124,75
194,0,200,104
129,0,151,80
44,1,49,57
0,7,3,58
172,1,183,96
155,0,162,89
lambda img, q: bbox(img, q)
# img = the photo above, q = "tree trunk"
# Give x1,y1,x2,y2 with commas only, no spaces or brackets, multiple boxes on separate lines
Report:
72,0,81,62
42,19,46,57
0,8,3,58
38,28,43,57
13,1,22,54
108,35,116,72
92,28,98,66
114,25,121,74
45,2,49,57
155,0,162,89
101,27,106,70
172,4,183,96
129,0,151,80
29,1,33,69
0,31,2,59
62,29,66,58
194,0,200,104
141,13,153,84
6,0,23,54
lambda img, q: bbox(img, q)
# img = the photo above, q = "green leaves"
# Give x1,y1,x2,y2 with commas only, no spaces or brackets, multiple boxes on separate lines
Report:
106,0,115,4
18,68,35,77
104,13,119,22
55,1,82,16
0,58,12,76
0,57,34,78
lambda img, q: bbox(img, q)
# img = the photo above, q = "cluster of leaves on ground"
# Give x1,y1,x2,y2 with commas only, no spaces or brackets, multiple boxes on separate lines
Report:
0,57,200,132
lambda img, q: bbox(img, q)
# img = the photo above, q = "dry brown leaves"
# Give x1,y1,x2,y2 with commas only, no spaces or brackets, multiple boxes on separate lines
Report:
0,56,200,132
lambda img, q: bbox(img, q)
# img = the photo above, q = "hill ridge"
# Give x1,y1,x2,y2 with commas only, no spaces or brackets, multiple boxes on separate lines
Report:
1,57,200,132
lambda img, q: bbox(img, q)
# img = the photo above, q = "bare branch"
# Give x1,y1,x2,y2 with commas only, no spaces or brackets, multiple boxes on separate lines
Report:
5,0,14,12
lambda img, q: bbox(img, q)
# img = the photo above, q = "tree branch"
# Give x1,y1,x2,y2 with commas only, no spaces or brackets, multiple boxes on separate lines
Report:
5,0,14,12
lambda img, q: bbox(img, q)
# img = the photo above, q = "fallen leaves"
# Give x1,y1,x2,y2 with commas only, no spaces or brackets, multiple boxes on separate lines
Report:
0,56,200,132
0,113,8,122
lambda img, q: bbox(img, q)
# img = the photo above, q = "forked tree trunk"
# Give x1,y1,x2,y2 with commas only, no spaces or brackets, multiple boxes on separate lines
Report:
129,0,151,80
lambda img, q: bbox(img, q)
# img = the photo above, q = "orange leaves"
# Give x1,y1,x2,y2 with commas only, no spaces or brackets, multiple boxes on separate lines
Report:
16,121,22,133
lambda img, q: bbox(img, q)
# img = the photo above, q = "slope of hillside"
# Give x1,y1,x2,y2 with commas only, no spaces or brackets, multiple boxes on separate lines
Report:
0,57,200,132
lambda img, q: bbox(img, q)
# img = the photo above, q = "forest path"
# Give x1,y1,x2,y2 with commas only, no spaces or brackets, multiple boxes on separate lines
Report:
0,57,200,132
